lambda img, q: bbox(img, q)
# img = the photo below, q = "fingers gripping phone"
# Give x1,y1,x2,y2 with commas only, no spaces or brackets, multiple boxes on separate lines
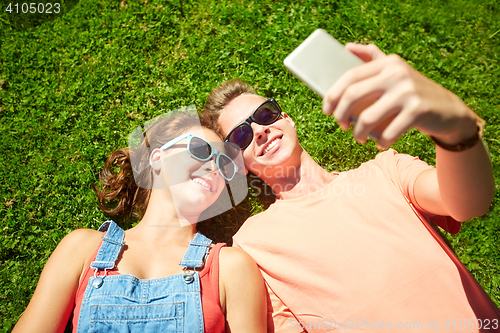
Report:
284,29,388,140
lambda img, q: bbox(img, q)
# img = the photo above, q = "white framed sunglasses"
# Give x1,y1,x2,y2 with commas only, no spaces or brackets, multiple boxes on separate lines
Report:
159,133,238,181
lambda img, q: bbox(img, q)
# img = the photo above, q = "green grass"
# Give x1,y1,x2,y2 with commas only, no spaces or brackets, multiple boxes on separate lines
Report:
1,0,499,330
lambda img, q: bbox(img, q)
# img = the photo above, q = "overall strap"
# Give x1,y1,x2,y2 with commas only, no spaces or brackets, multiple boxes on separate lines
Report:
90,220,125,270
179,232,212,269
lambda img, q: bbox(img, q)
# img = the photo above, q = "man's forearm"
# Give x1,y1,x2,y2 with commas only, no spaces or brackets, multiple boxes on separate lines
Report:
436,139,495,221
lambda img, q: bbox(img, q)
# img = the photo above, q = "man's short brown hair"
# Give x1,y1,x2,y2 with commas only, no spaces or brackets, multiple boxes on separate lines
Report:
201,78,256,139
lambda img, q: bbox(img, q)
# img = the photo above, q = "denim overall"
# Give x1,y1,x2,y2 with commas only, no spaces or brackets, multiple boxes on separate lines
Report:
76,221,212,333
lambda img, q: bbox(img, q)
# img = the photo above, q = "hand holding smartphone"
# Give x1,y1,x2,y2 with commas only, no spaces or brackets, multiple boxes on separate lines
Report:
284,29,391,140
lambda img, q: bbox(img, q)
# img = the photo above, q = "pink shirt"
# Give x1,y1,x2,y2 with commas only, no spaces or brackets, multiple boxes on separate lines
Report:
233,150,500,332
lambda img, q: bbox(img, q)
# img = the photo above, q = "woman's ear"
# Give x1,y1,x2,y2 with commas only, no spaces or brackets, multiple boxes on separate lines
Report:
281,112,295,129
149,149,163,174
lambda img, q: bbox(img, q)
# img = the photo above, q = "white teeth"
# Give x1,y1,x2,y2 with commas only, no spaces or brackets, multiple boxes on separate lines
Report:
192,178,211,191
263,138,280,154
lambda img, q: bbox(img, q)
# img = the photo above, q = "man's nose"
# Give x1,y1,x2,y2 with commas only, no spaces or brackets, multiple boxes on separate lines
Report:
251,122,270,143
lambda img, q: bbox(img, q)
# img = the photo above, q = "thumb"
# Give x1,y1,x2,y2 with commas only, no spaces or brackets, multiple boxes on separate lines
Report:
345,43,387,62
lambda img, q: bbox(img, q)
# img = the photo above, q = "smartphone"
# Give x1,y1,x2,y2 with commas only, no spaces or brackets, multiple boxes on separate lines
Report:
284,29,391,139
284,29,363,99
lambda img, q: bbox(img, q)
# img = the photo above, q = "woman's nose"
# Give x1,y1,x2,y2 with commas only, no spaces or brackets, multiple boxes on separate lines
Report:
203,159,219,175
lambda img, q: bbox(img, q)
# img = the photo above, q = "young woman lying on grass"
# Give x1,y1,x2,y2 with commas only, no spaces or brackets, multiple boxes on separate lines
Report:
13,113,267,333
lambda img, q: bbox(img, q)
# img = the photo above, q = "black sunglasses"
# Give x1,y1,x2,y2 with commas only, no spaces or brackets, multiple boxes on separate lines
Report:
224,98,282,150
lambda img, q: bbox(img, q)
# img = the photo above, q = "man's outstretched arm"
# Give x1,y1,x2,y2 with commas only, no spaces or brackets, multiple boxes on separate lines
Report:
322,43,495,221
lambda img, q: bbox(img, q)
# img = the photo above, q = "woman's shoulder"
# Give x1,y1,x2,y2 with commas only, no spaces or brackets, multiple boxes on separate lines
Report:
217,247,267,332
60,228,103,248
218,246,262,299
54,228,104,267
218,246,259,275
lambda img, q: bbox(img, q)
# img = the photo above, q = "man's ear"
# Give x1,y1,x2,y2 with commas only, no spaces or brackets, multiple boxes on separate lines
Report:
149,148,163,173
281,112,295,129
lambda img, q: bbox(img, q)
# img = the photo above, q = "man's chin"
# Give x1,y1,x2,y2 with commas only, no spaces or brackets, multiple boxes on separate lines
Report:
249,160,295,180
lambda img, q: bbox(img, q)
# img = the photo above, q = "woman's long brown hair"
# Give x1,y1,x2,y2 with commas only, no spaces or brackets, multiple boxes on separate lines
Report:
93,113,202,221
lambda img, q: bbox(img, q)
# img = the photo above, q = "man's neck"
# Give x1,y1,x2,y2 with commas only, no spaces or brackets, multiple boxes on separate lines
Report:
264,149,338,200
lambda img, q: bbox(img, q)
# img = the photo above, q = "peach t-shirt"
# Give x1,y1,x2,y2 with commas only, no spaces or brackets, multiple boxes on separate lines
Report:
233,150,500,332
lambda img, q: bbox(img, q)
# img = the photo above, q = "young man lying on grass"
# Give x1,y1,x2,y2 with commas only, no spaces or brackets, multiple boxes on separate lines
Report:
202,43,500,332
